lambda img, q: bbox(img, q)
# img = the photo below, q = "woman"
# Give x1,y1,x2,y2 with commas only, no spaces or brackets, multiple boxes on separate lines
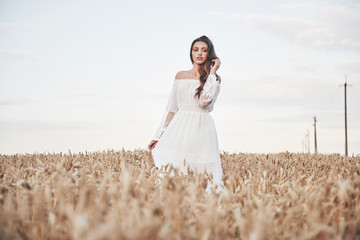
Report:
148,35,222,187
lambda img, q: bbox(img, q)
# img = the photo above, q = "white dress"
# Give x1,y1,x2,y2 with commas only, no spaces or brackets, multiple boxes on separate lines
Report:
152,74,222,187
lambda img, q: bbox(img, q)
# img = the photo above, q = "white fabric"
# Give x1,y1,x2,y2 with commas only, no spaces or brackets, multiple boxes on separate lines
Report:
152,74,222,187
199,74,220,108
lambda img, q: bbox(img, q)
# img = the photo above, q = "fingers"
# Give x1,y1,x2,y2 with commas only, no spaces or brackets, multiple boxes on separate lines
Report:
215,59,221,66
211,59,221,73
148,141,153,150
148,141,158,150
212,59,221,67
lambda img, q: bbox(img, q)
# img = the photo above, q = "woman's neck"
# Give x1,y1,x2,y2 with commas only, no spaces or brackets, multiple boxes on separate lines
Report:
192,63,201,76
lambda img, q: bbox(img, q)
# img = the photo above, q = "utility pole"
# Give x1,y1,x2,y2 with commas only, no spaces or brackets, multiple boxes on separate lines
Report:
302,139,305,153
313,116,318,154
340,76,351,157
303,130,310,154
306,129,310,154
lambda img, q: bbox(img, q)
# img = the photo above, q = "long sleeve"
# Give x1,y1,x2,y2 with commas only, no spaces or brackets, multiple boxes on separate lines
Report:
199,74,220,111
153,81,178,141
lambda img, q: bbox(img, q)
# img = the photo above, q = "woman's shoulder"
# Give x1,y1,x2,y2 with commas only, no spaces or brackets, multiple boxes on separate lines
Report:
175,70,192,80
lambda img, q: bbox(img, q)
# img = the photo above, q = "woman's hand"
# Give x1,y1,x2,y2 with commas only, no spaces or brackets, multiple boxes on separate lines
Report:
148,140,158,151
210,58,221,75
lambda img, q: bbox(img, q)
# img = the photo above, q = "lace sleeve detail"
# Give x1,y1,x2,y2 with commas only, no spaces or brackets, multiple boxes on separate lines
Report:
153,81,178,141
154,123,167,141
199,74,220,109
153,112,175,141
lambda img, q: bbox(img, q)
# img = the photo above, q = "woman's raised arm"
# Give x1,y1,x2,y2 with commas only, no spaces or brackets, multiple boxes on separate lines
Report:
199,74,221,108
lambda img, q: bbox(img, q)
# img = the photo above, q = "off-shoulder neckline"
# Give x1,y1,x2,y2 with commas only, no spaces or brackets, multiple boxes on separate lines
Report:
175,74,217,81
175,79,199,81
174,78,221,85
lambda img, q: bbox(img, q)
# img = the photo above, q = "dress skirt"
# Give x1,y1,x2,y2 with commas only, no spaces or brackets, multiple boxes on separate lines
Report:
152,106,222,186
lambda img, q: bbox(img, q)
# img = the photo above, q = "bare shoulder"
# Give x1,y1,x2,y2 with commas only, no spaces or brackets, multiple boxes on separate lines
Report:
175,70,192,80
175,71,186,80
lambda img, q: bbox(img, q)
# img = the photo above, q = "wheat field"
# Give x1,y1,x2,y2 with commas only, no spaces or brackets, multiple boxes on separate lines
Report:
0,149,359,240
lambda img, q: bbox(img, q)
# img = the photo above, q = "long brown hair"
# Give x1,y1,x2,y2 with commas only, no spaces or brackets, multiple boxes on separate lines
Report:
190,35,218,98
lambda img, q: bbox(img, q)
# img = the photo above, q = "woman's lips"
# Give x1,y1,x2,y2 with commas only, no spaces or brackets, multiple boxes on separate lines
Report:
197,57,203,60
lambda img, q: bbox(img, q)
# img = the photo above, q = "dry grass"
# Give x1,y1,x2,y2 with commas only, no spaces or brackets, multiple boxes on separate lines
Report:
0,149,359,240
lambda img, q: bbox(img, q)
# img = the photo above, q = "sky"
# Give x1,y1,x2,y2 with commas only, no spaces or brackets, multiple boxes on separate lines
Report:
0,0,359,155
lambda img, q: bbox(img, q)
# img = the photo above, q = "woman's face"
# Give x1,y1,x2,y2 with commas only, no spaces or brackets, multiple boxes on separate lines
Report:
192,41,208,65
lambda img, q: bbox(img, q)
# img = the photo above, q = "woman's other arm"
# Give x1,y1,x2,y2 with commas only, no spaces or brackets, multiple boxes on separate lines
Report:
148,111,175,150
148,78,178,150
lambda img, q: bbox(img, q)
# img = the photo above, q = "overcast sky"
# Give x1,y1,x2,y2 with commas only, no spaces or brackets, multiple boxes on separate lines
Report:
1,0,359,155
